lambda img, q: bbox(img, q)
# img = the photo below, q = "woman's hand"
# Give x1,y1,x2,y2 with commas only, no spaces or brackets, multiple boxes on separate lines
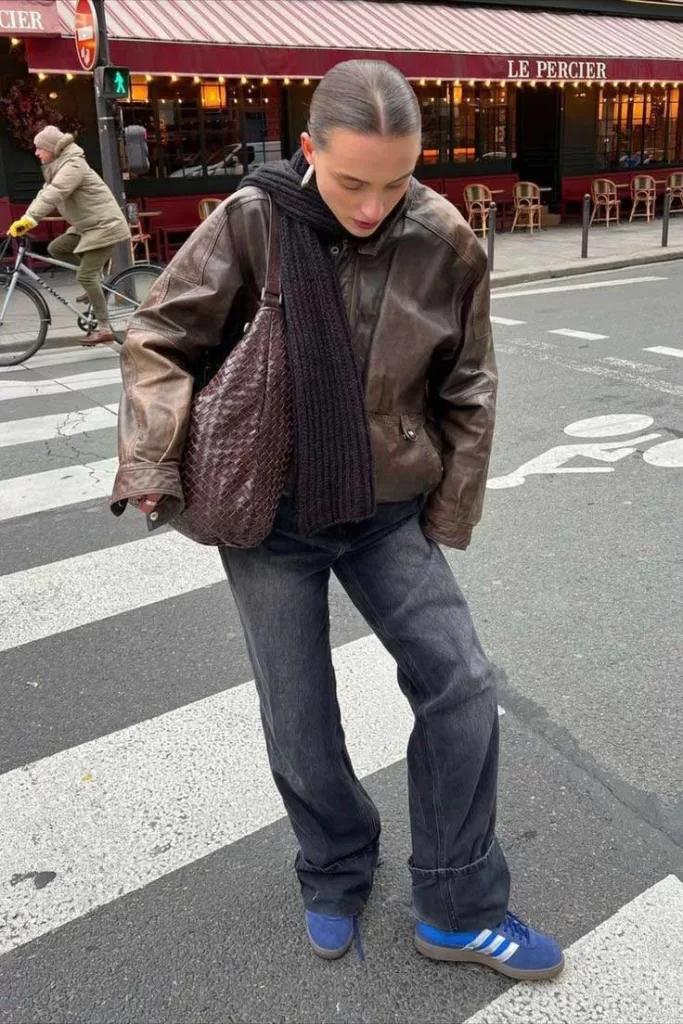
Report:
134,493,165,514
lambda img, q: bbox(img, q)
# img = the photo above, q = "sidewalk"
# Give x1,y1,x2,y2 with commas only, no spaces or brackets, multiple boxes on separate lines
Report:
489,215,683,286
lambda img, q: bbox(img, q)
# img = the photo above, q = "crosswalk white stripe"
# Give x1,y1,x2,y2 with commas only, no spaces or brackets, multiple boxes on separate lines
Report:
492,276,666,300
644,345,683,359
0,633,415,956
0,404,118,448
548,329,609,341
490,316,526,326
0,531,224,653
0,368,121,402
0,345,118,374
464,876,683,1023
0,457,118,522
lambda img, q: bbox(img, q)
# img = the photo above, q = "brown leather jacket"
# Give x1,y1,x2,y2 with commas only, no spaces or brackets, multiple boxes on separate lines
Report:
112,180,497,549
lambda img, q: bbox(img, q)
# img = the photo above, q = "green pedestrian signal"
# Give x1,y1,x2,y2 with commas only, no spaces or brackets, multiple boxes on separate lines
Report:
95,65,131,101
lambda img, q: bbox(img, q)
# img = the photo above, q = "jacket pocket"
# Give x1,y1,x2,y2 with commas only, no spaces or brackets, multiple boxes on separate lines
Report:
369,411,444,502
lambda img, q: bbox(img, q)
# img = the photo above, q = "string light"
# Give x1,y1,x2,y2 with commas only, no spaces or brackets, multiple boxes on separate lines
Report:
193,76,201,84
240,76,248,84
262,76,269,84
283,77,291,85
145,74,153,82
66,73,74,81
49,91,58,100
218,76,225,84
303,77,310,85
170,75,178,83
436,79,442,86
419,78,426,86
38,72,47,81
10,37,20,46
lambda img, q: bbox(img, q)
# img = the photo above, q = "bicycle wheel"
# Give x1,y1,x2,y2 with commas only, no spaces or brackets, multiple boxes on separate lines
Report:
0,277,49,366
104,264,164,344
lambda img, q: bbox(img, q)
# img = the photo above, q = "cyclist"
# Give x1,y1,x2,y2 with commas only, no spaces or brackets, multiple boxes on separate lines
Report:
7,125,131,345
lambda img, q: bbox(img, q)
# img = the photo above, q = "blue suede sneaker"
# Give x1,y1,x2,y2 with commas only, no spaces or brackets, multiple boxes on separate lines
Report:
305,910,355,960
415,911,564,980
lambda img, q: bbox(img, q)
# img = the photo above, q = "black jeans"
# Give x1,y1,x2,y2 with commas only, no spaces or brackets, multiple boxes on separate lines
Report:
220,498,510,931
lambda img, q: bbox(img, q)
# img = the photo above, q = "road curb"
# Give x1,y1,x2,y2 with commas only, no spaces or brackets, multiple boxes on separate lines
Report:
491,249,683,288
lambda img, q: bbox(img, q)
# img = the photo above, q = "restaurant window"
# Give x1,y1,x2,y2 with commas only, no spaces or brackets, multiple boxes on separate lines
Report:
416,81,515,166
598,83,683,170
120,77,283,180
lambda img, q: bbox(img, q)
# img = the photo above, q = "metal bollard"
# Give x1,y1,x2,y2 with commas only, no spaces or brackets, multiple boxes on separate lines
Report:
487,202,497,271
662,188,671,248
581,193,591,258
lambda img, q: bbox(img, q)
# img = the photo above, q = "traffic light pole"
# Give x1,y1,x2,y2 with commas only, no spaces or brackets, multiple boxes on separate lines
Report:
92,0,130,273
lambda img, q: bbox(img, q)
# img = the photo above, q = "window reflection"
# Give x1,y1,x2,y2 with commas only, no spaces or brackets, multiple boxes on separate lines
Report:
120,77,283,179
416,80,516,166
598,83,683,170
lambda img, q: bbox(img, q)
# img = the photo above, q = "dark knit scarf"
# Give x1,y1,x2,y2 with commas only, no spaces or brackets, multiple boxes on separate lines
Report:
238,151,375,536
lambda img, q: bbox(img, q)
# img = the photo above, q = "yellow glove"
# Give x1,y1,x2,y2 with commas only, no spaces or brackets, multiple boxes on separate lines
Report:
7,215,37,237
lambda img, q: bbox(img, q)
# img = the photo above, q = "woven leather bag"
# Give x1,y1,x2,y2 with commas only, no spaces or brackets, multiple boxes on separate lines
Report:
170,201,292,547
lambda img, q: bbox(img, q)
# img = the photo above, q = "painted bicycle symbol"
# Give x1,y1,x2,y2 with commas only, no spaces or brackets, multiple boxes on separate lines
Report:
487,414,683,490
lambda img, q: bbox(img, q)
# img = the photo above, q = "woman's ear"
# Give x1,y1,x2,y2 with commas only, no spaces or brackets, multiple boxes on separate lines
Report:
300,132,314,164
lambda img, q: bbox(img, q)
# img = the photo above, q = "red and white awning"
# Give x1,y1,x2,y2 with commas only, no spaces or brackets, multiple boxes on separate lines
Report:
23,0,683,81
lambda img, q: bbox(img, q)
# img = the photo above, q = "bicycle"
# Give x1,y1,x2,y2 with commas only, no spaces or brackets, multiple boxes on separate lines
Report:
0,234,164,367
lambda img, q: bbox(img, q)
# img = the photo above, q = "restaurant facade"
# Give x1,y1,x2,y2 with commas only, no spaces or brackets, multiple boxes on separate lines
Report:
3,0,683,236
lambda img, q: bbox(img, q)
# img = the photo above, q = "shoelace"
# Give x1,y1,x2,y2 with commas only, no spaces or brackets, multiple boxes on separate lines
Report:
502,911,531,945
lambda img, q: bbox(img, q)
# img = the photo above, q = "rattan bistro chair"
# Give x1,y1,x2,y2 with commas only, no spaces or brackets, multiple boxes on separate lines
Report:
464,184,493,238
629,175,656,222
126,203,151,263
511,181,542,233
590,178,621,226
198,198,222,221
668,173,683,214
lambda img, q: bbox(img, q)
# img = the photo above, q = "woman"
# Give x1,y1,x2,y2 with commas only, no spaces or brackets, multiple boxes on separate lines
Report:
112,61,563,979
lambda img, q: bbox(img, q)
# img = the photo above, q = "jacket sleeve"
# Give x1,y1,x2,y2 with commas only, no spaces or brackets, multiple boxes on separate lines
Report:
26,157,88,222
111,200,248,517
423,259,497,550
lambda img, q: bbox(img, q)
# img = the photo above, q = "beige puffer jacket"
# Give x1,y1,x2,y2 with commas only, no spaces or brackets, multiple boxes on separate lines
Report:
27,134,130,253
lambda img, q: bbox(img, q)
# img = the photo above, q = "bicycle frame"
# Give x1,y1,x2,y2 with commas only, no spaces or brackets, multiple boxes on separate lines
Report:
0,238,141,328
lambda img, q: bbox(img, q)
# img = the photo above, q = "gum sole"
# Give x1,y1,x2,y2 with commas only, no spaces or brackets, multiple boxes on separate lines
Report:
415,935,565,981
307,930,354,961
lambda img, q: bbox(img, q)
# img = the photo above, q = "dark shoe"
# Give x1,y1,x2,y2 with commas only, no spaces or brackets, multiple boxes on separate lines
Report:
80,328,115,346
415,911,565,981
305,910,355,960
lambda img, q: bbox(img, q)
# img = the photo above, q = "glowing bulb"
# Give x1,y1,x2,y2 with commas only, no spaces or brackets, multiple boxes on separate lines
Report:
66,73,74,81
193,76,201,84
10,37,20,46
38,73,47,81
241,76,248,85
419,78,426,86
218,76,225,84
284,77,291,85
145,74,153,82
262,77,269,84
171,75,178,83
303,77,310,86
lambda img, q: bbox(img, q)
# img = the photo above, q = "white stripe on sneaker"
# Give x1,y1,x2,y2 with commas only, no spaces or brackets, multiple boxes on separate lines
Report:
466,929,492,950
485,935,506,954
492,940,519,963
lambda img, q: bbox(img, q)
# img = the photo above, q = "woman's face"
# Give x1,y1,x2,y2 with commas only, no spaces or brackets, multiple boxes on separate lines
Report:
301,128,421,237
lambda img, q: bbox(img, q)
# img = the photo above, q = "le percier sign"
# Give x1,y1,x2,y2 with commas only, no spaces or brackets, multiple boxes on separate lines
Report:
507,58,609,81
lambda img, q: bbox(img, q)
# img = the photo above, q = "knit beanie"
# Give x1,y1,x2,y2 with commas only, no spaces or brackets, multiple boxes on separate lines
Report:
33,125,66,153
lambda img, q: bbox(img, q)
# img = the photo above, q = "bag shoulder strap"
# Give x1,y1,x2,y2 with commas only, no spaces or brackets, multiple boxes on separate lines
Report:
261,195,281,305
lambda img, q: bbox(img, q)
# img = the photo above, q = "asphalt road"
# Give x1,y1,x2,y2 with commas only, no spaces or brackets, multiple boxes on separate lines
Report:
0,263,681,1023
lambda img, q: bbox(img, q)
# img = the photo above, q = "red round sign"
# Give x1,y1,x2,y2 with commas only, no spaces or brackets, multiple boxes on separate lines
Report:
74,0,99,72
